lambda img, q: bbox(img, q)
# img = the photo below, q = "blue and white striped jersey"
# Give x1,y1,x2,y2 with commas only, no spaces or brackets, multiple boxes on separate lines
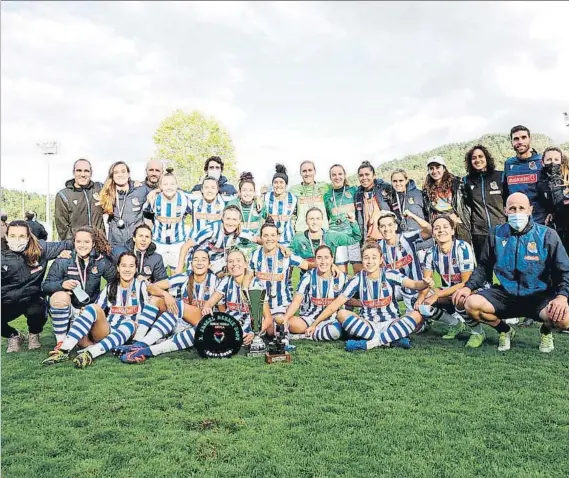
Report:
96,278,149,327
296,269,347,323
264,191,297,246
186,222,250,269
378,230,423,296
249,247,303,310
188,194,227,235
144,191,192,245
166,271,217,308
341,269,405,322
215,275,255,333
424,239,475,288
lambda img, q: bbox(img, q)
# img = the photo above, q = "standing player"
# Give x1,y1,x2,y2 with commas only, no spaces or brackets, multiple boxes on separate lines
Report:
324,164,361,272
414,216,484,347
188,176,227,235
289,160,330,233
42,252,150,368
264,164,297,247
142,168,192,270
502,125,545,224
226,172,266,258
377,211,432,313
312,243,433,351
281,245,347,341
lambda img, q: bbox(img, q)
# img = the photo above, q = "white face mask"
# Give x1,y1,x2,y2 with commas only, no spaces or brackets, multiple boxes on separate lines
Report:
508,213,529,232
207,169,221,181
7,238,28,252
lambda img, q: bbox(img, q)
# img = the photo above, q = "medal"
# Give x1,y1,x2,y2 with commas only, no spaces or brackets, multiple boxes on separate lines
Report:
117,219,125,229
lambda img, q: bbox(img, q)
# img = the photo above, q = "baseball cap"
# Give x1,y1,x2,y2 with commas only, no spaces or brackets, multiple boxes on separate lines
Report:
427,155,446,168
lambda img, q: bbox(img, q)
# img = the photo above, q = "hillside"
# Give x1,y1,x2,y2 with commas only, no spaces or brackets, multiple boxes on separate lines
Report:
348,134,569,188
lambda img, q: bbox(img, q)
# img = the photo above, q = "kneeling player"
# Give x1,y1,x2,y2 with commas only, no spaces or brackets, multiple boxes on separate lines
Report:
42,252,149,368
313,242,433,351
454,193,569,352
281,245,347,341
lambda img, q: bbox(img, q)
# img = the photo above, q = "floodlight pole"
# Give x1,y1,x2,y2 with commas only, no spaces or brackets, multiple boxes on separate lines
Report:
564,112,569,128
36,141,58,232
21,178,25,218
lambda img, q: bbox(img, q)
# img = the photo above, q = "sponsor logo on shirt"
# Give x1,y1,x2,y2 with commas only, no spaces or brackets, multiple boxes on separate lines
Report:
226,302,250,313
507,174,537,185
194,212,222,221
110,305,139,315
255,271,285,281
362,297,392,308
388,254,413,270
311,297,335,306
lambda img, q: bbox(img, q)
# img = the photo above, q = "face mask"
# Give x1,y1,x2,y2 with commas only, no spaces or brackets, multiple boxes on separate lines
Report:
508,213,529,232
208,169,221,181
7,238,28,252
544,164,561,176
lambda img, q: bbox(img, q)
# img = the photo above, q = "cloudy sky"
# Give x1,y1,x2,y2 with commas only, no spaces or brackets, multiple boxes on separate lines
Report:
2,1,568,194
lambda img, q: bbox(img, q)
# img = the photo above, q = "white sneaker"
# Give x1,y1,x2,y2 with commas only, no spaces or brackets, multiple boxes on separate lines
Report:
539,333,554,353
28,333,41,350
498,327,516,352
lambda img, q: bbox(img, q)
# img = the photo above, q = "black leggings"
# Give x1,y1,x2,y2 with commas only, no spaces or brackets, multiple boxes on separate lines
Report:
1,296,47,338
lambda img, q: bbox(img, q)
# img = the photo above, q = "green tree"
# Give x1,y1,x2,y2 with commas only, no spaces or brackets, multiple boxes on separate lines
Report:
152,110,238,191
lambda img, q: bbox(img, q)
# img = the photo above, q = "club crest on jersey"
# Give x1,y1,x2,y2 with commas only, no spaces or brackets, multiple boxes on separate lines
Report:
452,259,457,266
510,165,514,170
333,283,341,292
144,265,152,275
91,266,98,274
408,197,414,204
345,191,352,199
529,161,537,170
527,242,537,254
490,181,499,190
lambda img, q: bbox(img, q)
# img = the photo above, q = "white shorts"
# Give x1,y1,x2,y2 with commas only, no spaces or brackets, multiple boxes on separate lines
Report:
336,244,362,264
155,242,184,269
394,286,417,314
372,319,396,335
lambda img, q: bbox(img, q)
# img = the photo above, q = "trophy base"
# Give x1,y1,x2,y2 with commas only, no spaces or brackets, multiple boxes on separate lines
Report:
265,352,292,364
247,349,267,358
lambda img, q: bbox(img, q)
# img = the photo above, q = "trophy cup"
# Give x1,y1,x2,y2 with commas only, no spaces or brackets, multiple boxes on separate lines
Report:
265,315,292,364
243,285,268,358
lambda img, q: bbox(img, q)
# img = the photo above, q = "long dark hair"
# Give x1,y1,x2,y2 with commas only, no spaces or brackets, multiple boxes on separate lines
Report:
74,226,111,257
465,145,496,175
1,220,42,266
107,251,138,305
186,250,210,306
424,167,456,203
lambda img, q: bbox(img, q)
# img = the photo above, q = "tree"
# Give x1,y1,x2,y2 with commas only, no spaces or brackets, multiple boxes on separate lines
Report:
152,110,238,191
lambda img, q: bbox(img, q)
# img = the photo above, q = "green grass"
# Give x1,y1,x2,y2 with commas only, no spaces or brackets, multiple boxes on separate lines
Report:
3,315,569,477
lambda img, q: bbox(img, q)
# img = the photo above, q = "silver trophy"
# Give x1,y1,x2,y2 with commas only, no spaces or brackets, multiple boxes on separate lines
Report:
243,285,268,357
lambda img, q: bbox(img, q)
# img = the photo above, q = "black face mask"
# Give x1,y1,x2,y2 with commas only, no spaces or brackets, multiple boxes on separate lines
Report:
544,164,562,177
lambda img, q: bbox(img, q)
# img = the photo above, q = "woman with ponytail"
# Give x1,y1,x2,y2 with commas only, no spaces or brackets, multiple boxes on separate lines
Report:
42,252,150,368
227,172,266,258
1,221,72,353
142,167,193,269
42,226,116,348
264,164,298,247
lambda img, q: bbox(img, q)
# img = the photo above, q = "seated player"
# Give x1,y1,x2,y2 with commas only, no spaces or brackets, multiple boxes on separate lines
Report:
117,250,217,362
377,210,432,313
249,217,313,335
121,249,255,363
42,227,116,347
414,215,485,347
42,252,150,368
281,245,347,341
312,242,434,351
453,192,569,353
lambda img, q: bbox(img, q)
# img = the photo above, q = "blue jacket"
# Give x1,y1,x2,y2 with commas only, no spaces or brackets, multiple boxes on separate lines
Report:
466,221,569,298
111,238,168,283
502,151,546,224
42,250,116,307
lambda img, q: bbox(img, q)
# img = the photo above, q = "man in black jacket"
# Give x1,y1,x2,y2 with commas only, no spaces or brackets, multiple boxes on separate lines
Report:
24,211,48,240
111,224,168,282
190,156,237,198
55,159,104,240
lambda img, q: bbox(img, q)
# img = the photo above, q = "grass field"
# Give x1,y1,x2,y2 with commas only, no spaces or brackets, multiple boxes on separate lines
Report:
2,314,569,477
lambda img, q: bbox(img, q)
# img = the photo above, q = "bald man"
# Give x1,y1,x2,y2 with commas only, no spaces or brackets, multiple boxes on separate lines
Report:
453,193,569,353
143,160,164,190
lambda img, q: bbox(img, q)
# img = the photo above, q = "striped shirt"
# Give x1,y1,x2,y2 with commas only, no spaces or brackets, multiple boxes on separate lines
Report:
166,271,217,308
96,278,149,327
342,269,405,322
215,275,254,333
378,230,423,296
296,269,347,323
188,194,227,235
249,247,303,310
424,239,475,288
144,191,192,245
264,191,297,246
